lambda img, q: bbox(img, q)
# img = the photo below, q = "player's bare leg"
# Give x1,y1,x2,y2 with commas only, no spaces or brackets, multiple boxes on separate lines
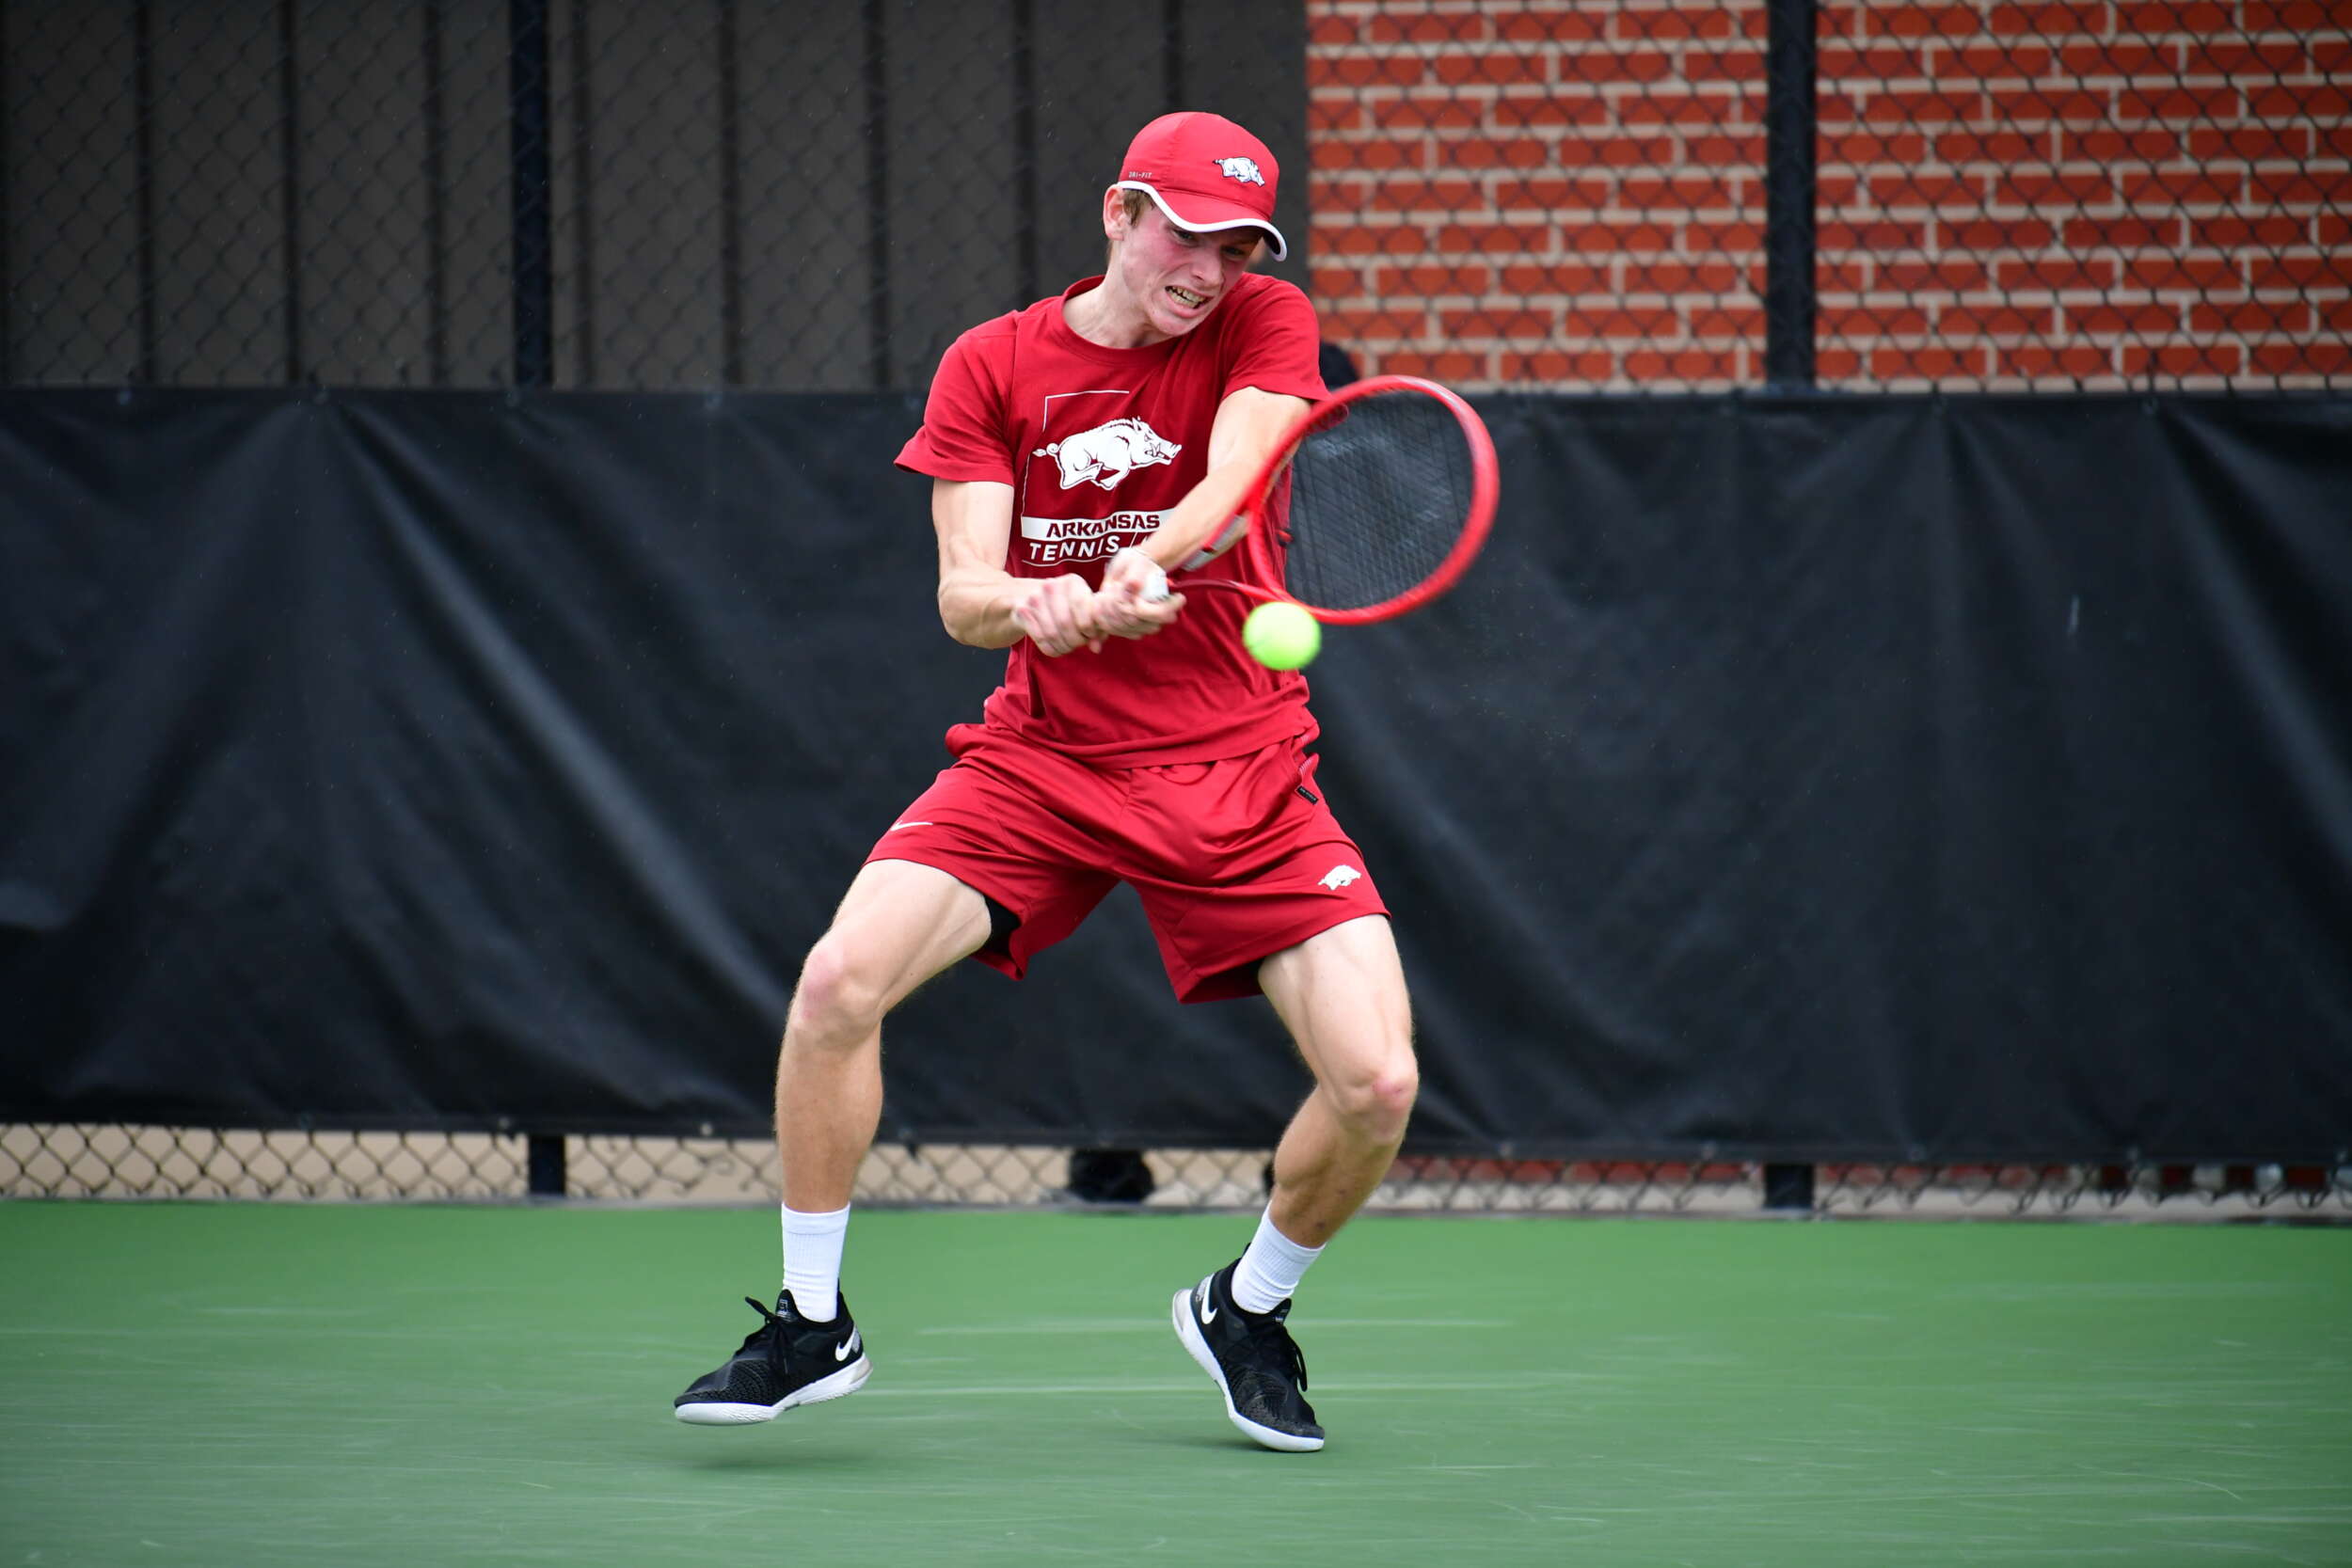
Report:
675,859,991,1426
1172,914,1415,1451
1258,915,1418,1243
776,858,993,1212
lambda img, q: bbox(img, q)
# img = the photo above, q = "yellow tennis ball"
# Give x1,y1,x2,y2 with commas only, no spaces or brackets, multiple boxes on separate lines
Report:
1243,600,1321,671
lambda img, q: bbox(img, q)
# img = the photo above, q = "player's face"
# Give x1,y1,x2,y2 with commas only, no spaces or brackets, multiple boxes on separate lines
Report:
1109,202,1261,341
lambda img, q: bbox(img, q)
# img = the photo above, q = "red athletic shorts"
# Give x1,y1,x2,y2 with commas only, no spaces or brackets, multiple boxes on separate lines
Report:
865,722,1389,1003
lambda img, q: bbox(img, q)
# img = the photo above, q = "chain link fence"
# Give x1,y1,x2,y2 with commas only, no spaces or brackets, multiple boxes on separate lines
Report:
7,2,2342,390
8,1125,2348,1217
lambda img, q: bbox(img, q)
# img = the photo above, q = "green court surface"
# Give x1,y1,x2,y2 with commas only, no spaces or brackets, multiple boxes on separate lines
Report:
2,1204,2346,1567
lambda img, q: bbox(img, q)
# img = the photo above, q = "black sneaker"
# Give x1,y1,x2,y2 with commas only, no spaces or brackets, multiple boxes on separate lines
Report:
1172,1261,1325,1452
673,1290,870,1425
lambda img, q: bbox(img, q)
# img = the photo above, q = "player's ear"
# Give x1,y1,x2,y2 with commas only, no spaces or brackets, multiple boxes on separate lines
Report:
1102,186,1128,244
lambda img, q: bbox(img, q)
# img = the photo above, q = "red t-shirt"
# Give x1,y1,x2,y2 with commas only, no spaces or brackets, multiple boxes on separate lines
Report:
895,273,1327,766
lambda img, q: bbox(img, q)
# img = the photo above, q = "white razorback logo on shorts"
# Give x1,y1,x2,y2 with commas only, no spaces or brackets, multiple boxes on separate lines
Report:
1318,864,1362,891
1036,418,1181,492
1216,155,1265,186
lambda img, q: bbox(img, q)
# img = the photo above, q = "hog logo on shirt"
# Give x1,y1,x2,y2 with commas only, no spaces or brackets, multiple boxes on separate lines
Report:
1036,418,1181,492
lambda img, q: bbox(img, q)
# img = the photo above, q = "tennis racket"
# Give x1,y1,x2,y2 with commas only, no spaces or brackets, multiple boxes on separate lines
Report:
1142,374,1499,624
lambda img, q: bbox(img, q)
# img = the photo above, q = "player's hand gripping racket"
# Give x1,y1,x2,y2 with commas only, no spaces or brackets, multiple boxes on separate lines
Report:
1141,373,1499,624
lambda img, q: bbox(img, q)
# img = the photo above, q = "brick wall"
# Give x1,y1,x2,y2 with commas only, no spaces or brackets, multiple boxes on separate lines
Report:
1305,0,2350,390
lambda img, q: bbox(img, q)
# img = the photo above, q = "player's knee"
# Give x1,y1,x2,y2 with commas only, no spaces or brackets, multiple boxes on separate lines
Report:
1330,1056,1418,1142
787,938,886,1049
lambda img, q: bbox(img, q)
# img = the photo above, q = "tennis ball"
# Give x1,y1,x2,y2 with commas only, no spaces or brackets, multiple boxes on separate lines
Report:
1243,600,1321,671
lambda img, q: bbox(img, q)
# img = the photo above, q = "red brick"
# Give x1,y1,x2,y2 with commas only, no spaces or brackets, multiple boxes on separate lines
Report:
2249,86,2349,118
1556,49,1679,86
2189,298,2312,334
1565,218,1684,253
2247,168,2352,206
1943,216,2057,247
1685,49,1769,83
1988,3,2113,37
2122,252,2241,290
1445,136,1554,171
1570,306,1684,340
1986,87,2116,123
1321,308,1432,341
2118,1,2233,32
2070,301,2185,332
1868,343,1986,379
1310,100,1367,135
1817,260,1872,292
1307,55,1426,88
1993,169,2118,206
1997,342,2115,379
1824,131,1932,164
1880,256,1994,291
1555,136,1675,169
1687,303,1767,338
1868,170,1988,207
1373,98,1484,132
1818,170,1864,208
1499,261,1613,293
1634,259,1749,293
1872,87,1985,123
1310,265,1362,298
1683,219,1765,252
2119,167,2246,206
1819,218,1932,250
1307,12,1357,47
1937,129,2049,164
2113,86,2244,123
1941,303,2059,335
2318,212,2351,247
1367,12,1473,45
1820,41,1930,79
1437,222,1557,255
1441,308,1562,340
2062,126,2185,162
2189,213,2309,247
1684,133,1767,166
1994,255,2122,290
2056,40,2172,76
1615,6,1742,42
1945,42,2057,77
1864,5,1988,38
1621,171,1749,210
1359,177,1486,214
1619,91,1755,129
1501,176,1616,210
1312,137,1428,173
2120,341,2245,376
2185,38,2308,74
2239,1,2337,25
1378,350,1485,381
2250,339,2352,375
2249,252,2352,290
1824,304,1933,336
1621,346,1743,381
1434,53,1551,87
1376,264,1492,294
1511,349,1617,380
2188,124,2312,161
1322,225,1428,258
1490,94,1613,129
1493,12,1605,44
2064,214,2187,247
1816,346,1865,378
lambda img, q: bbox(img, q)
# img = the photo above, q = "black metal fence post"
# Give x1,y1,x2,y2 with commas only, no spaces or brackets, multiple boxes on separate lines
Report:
1763,0,1818,388
509,0,552,388
527,1134,566,1197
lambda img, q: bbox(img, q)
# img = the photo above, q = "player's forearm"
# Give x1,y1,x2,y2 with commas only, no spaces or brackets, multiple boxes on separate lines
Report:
937,569,1027,649
1134,459,1257,572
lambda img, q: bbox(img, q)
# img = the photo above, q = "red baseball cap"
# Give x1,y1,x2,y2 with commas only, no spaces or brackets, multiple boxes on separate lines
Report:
1112,112,1287,261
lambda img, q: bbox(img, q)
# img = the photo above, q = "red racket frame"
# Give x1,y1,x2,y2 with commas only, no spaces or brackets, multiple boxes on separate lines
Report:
1177,374,1500,626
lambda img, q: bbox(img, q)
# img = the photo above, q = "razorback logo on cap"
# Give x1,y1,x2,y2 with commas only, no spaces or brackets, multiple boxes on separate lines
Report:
1215,155,1265,185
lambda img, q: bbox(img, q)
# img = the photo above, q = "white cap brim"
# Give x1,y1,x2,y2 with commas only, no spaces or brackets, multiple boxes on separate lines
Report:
1113,181,1288,261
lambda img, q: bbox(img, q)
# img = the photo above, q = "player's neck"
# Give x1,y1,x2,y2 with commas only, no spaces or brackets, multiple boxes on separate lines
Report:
1062,277,1169,351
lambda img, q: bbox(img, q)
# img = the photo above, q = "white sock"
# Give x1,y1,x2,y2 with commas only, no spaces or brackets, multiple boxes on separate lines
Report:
781,1203,850,1322
1230,1207,1323,1315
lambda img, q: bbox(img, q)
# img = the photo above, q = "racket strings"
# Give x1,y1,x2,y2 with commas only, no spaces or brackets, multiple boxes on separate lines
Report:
1279,391,1478,613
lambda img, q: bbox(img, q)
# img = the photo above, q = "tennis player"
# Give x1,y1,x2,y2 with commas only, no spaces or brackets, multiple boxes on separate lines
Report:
675,112,1415,1453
